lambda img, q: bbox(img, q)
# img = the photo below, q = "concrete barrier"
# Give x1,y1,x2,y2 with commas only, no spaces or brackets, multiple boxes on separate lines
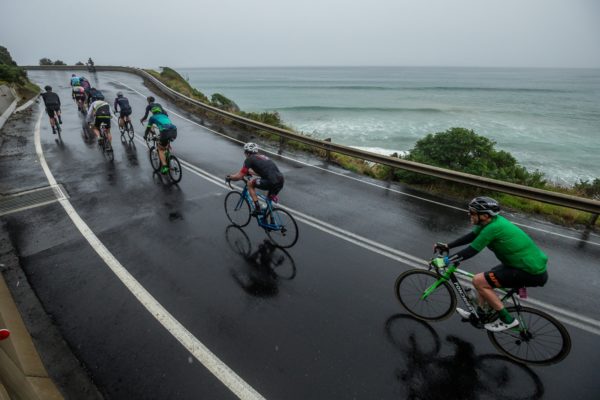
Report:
0,86,17,131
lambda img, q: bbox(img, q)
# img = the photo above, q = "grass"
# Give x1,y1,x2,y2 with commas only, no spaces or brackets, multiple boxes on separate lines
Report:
142,67,599,229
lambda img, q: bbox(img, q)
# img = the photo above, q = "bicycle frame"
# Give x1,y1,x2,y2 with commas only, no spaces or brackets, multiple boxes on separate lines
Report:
235,181,282,231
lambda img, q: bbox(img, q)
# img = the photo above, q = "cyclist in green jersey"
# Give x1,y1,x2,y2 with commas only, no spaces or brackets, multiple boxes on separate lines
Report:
434,197,548,332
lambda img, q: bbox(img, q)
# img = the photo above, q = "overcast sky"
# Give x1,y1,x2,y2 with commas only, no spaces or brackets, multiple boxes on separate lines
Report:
2,0,599,68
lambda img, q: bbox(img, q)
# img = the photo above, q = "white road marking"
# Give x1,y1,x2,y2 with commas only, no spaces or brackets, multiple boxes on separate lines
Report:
34,110,266,400
115,80,600,247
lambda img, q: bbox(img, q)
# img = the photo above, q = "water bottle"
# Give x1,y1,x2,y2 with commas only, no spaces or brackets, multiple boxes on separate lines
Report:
518,287,528,299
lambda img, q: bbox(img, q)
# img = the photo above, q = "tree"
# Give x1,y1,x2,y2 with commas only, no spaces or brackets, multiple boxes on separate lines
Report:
75,61,84,65
53,60,66,65
39,58,53,65
0,46,17,66
396,127,546,187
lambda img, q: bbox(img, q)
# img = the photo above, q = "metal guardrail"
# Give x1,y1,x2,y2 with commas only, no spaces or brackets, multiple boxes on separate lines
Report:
25,65,600,215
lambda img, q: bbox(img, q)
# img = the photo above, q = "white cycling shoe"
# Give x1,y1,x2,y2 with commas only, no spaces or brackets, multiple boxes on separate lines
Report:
484,318,519,332
455,308,471,319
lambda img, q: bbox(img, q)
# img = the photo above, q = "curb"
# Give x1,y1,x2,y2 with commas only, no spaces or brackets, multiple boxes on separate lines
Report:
0,273,62,400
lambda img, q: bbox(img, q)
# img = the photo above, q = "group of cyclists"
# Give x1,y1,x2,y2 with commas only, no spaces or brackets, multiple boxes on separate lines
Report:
40,75,178,175
39,72,550,333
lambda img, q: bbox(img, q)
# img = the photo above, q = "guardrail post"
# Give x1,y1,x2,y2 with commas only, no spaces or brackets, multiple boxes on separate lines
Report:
590,213,599,228
324,138,332,162
278,135,285,155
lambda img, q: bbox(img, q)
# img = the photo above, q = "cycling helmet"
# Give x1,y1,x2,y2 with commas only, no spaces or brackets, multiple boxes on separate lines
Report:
468,196,500,216
243,142,259,153
150,105,163,114
71,74,76,77
44,85,52,91
117,91,123,97
147,96,155,103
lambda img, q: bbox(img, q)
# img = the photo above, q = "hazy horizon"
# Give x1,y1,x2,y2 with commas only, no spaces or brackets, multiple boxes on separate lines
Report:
2,0,599,69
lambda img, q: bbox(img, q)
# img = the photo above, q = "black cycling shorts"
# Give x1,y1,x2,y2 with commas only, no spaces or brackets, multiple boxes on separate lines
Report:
45,106,60,118
253,176,284,197
119,109,132,117
94,117,111,129
159,127,177,146
484,264,548,289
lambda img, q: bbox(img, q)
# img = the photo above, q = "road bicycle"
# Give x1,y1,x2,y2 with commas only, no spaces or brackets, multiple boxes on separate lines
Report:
224,176,298,248
147,128,182,183
116,111,135,141
98,122,113,161
394,252,571,365
74,95,86,115
48,109,61,138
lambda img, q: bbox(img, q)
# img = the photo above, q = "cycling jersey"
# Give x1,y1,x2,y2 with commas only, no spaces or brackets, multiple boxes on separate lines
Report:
470,215,547,275
114,97,132,113
86,100,111,123
240,154,283,182
148,113,175,131
73,86,85,95
142,103,167,121
41,92,61,108
89,89,104,102
70,76,81,86
80,78,91,90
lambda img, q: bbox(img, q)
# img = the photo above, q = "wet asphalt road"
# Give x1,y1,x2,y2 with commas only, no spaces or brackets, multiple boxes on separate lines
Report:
0,69,599,399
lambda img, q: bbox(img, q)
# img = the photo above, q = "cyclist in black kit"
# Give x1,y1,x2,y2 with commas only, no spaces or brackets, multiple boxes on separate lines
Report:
226,142,285,216
113,91,133,131
40,85,62,134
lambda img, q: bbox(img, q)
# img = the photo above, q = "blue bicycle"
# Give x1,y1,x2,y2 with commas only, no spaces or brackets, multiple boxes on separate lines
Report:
224,176,299,248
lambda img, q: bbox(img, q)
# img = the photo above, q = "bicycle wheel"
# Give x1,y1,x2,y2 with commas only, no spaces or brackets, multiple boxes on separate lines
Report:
55,122,62,138
264,207,299,248
224,191,251,227
395,270,456,321
104,138,114,161
126,121,135,141
145,135,154,148
149,146,161,171
487,306,571,366
168,155,182,183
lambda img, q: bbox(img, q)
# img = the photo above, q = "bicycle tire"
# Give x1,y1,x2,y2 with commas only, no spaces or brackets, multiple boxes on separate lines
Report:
149,146,161,171
145,135,154,148
264,207,299,248
395,270,457,321
487,306,571,365
168,155,182,183
104,137,114,161
126,121,135,141
224,191,251,227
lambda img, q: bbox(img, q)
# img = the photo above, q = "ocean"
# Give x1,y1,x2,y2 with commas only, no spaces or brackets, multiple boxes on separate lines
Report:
178,67,600,185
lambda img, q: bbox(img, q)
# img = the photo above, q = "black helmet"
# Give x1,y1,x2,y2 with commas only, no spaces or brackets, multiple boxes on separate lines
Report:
468,197,500,216
117,91,123,97
44,85,52,91
147,96,155,103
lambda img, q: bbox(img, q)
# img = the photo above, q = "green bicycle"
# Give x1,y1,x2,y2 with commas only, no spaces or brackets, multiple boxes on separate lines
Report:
394,253,571,366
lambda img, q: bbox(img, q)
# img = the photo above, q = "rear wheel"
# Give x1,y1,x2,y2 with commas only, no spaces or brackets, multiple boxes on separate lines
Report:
168,156,182,183
264,207,298,248
149,146,161,171
395,270,456,321
487,306,571,365
126,121,135,141
224,191,251,227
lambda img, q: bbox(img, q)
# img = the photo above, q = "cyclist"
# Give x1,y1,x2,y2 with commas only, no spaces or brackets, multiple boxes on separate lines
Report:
87,57,95,71
226,143,285,216
88,87,105,104
86,98,112,145
40,85,62,134
113,91,133,131
140,96,167,124
434,196,548,332
73,86,86,111
70,74,81,98
145,106,177,174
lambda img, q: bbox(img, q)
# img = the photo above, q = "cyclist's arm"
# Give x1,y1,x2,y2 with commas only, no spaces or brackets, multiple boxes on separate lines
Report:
114,99,119,112
449,246,478,263
448,232,477,249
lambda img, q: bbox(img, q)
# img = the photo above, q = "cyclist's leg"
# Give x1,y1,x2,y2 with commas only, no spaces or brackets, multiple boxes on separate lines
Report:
56,108,62,124
158,131,169,168
473,268,504,311
93,118,102,140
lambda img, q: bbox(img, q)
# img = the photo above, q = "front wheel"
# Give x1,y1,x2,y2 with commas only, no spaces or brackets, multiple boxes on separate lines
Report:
487,306,571,365
168,156,182,183
264,207,299,248
394,270,456,321
149,146,161,171
224,191,251,227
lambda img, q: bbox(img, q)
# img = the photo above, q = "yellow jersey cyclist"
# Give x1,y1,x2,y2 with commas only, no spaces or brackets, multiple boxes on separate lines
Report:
226,142,285,216
434,196,548,332
145,107,177,174
86,98,112,145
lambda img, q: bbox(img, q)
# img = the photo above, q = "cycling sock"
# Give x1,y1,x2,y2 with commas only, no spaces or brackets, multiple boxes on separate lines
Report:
498,308,514,324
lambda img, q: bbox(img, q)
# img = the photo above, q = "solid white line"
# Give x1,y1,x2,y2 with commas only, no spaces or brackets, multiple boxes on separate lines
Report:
115,80,600,247
34,110,265,400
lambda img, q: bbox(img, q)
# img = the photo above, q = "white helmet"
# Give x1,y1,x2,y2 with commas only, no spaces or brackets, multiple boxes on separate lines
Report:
243,142,259,153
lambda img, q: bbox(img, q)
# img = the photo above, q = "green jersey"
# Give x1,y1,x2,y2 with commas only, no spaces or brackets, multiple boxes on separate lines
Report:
471,215,547,274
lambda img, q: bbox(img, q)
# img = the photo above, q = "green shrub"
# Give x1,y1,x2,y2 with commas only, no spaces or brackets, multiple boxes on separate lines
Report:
573,178,600,200
397,127,546,187
39,57,53,65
